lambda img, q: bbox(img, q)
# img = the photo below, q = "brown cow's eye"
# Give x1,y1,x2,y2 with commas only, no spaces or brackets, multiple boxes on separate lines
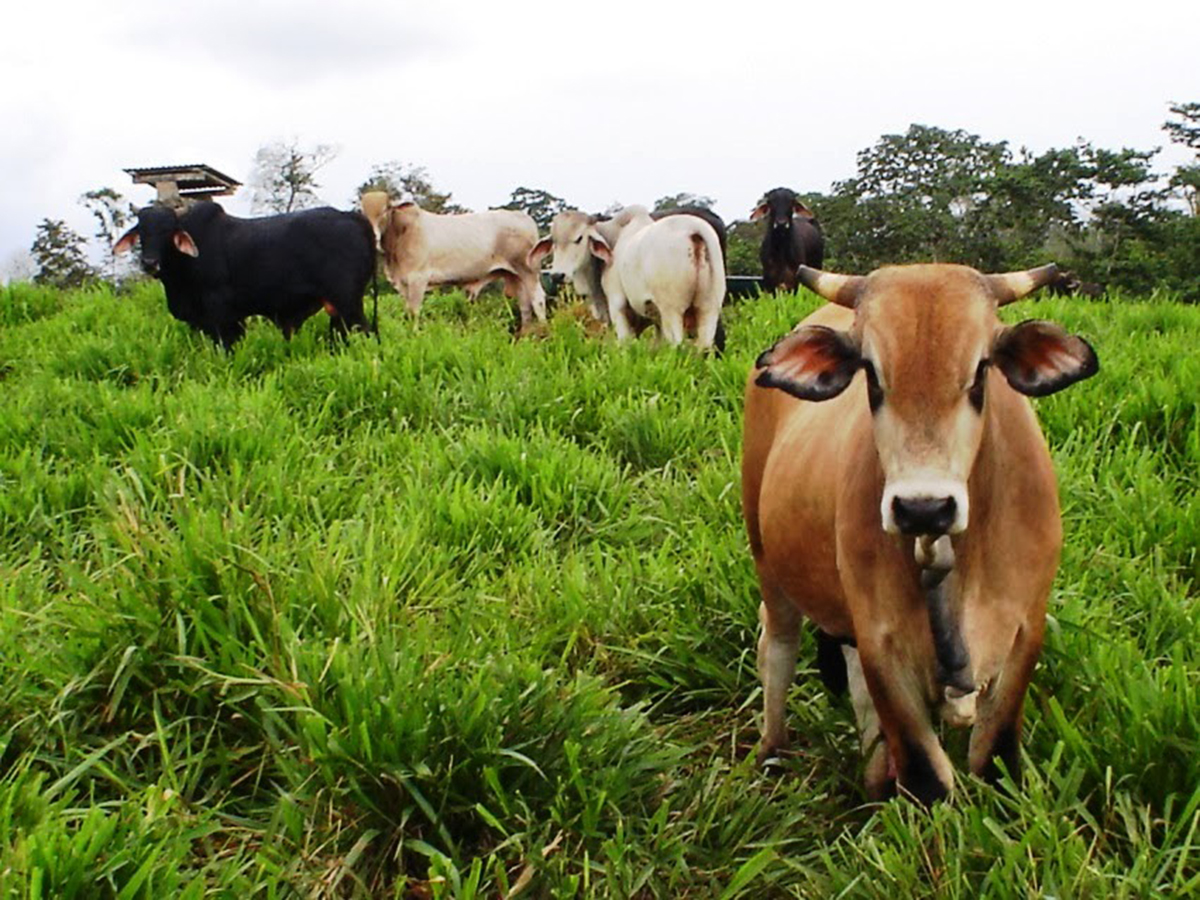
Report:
969,359,989,412
864,362,883,413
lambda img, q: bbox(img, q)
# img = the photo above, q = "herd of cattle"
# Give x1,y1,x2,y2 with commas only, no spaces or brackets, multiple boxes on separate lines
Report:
112,187,825,349
111,190,1101,804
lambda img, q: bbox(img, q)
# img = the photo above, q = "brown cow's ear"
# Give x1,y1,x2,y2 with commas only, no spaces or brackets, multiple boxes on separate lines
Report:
793,200,815,219
749,202,769,221
528,237,553,267
113,227,139,255
993,320,1099,396
588,235,613,266
755,325,862,402
173,231,199,258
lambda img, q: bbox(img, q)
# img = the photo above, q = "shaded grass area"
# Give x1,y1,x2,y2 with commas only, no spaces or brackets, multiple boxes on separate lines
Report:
0,280,1197,897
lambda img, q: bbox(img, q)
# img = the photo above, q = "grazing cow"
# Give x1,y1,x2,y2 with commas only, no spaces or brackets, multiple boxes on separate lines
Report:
113,202,375,348
742,263,1098,803
537,207,728,326
751,187,825,293
360,192,547,329
581,206,726,350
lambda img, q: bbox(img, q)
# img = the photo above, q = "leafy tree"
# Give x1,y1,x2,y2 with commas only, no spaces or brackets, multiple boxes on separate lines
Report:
79,187,133,280
502,186,567,230
1163,101,1200,216
824,125,1012,269
1163,101,1200,151
30,219,96,288
652,192,716,212
724,219,765,277
356,162,466,214
250,140,337,213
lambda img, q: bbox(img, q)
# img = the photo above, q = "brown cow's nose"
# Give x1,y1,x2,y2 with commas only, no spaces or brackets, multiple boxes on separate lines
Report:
892,496,957,535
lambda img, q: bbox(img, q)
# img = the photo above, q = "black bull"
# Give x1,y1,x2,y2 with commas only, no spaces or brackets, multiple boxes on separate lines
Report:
753,187,825,294
115,202,376,348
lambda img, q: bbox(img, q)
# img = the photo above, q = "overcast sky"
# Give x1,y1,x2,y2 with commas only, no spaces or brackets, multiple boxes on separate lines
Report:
2,0,1197,277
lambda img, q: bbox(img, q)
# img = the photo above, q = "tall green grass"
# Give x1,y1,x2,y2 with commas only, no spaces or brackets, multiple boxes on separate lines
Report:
0,280,1196,897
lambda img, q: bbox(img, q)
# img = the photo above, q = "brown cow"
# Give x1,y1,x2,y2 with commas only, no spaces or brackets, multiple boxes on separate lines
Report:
742,263,1098,803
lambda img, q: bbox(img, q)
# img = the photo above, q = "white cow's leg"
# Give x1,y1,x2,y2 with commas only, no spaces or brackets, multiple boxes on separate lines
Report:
403,276,429,316
843,645,890,793
463,278,492,302
658,306,686,346
607,292,634,341
528,277,547,323
693,305,721,350
757,598,801,765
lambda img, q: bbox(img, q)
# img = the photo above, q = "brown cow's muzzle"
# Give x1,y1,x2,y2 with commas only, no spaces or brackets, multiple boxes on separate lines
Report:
892,495,958,536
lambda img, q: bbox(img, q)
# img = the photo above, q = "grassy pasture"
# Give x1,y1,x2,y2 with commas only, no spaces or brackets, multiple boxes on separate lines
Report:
0,280,1197,898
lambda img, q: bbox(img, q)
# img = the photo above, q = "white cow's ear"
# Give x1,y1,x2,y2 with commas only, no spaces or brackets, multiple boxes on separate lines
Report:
754,325,862,402
993,320,1099,396
588,235,613,266
529,237,553,267
749,202,769,221
113,227,140,255
173,230,200,258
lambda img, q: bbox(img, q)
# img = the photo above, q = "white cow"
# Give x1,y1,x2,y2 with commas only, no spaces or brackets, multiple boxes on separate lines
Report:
360,191,548,327
535,209,633,324
585,206,726,350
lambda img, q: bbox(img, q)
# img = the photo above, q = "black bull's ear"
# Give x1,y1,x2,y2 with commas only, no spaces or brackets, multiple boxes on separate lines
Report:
755,325,862,401
993,319,1099,396
113,226,140,255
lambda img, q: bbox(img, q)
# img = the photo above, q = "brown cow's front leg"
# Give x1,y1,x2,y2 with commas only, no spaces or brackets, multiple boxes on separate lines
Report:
756,597,802,766
860,651,955,804
968,619,1045,785
842,645,891,798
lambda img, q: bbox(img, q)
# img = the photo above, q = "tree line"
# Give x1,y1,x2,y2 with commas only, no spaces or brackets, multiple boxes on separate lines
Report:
21,102,1199,300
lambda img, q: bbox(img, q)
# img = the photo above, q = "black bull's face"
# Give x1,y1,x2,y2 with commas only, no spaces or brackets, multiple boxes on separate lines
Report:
114,206,186,274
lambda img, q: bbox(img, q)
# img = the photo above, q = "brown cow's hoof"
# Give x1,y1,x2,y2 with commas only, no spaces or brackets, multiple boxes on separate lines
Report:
756,745,791,774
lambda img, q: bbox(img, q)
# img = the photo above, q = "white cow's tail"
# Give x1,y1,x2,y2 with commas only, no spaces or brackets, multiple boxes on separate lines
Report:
690,223,726,353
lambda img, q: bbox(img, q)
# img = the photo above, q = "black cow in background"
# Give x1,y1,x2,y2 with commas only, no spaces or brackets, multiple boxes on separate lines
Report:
114,201,376,348
750,187,824,294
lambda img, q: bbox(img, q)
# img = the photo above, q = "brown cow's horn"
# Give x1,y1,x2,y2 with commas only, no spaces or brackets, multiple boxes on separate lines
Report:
986,264,1059,306
796,266,866,309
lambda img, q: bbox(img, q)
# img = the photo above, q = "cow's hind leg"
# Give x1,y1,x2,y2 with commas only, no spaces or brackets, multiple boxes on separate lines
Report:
757,595,802,767
464,278,493,302
969,619,1044,786
657,305,686,346
204,319,245,350
337,292,373,336
693,305,722,352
